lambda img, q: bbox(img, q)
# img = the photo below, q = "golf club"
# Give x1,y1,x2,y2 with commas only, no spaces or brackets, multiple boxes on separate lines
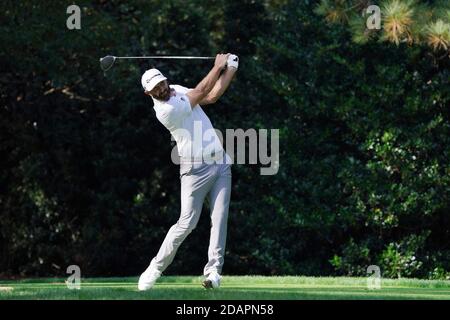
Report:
99,55,215,71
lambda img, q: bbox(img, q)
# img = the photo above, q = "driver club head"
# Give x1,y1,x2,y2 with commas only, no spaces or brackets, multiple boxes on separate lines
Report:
99,55,116,71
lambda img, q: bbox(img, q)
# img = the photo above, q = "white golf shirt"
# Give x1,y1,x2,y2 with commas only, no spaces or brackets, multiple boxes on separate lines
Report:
152,85,227,163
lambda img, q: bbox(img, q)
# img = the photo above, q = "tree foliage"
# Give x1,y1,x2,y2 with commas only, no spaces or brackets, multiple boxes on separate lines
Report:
1,0,449,279
316,0,450,56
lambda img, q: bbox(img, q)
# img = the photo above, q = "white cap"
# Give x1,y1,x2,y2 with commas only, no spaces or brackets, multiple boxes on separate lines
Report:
141,68,167,92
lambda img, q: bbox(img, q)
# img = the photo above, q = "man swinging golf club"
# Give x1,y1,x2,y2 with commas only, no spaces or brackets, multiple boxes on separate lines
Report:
138,53,238,290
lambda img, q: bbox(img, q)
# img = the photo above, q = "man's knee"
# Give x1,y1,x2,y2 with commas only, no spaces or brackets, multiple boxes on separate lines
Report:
176,217,198,233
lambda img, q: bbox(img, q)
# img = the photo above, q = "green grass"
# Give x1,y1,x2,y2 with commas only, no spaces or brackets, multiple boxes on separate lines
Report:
1,276,449,300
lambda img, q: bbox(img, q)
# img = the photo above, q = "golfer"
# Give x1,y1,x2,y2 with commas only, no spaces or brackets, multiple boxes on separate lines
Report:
138,53,238,290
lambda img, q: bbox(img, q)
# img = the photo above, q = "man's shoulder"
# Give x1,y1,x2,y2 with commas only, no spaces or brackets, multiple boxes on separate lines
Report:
152,98,172,115
153,94,186,114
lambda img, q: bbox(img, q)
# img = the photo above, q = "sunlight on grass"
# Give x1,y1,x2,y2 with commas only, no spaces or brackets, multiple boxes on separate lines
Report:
1,276,449,300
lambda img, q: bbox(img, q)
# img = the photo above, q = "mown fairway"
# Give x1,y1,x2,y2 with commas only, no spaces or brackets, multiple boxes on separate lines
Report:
1,276,449,300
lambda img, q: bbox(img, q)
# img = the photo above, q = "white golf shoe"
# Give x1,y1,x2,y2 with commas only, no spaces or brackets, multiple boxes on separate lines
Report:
202,271,221,289
138,262,161,291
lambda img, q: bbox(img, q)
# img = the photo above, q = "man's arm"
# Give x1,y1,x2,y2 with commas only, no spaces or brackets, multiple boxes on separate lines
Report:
186,53,229,108
199,67,237,105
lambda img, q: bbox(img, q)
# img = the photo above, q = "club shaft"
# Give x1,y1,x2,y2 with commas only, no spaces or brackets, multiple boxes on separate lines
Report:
115,56,214,60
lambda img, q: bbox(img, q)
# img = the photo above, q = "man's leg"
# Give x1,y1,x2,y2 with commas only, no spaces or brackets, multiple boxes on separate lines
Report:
203,163,232,276
152,164,216,273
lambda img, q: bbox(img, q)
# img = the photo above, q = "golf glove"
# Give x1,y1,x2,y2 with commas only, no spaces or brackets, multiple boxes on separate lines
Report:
227,54,239,69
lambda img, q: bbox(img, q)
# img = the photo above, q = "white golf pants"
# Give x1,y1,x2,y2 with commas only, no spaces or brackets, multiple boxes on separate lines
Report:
150,159,232,276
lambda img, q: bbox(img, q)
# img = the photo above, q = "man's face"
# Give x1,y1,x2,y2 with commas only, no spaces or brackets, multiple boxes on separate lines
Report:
147,80,170,101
